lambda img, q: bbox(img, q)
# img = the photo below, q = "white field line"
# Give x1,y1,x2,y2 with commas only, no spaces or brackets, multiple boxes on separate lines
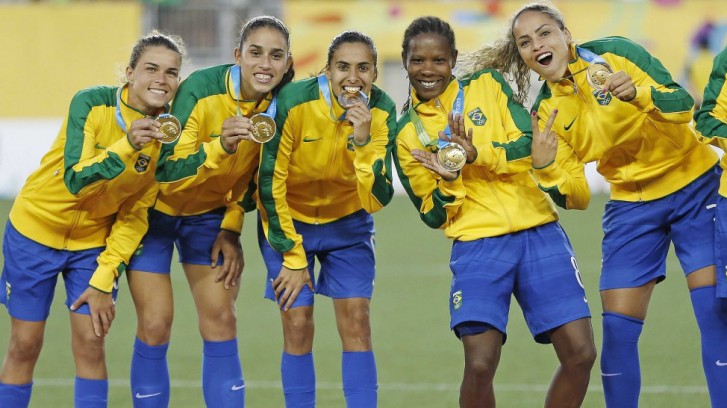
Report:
31,379,708,394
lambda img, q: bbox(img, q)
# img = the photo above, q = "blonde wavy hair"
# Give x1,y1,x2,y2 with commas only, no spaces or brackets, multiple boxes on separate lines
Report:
456,1,567,105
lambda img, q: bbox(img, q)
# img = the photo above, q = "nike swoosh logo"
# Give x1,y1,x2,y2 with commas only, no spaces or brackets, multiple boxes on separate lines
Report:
94,143,106,149
135,392,162,399
601,372,623,377
716,360,727,366
303,137,322,143
564,115,578,131
231,384,246,391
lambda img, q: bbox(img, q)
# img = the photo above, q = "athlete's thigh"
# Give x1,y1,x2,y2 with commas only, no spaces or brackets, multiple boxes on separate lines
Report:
600,199,670,291
516,222,591,344
1,222,65,322
176,208,225,266
64,247,118,316
670,166,720,274
128,209,179,273
448,236,517,337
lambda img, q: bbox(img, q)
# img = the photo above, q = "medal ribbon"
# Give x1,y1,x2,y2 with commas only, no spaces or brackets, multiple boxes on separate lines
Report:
230,64,276,118
317,75,368,121
115,86,128,133
577,47,607,65
408,80,464,150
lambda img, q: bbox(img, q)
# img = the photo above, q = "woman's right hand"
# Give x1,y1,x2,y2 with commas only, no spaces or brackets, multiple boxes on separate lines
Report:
127,117,164,149
220,116,254,153
412,146,460,182
272,266,314,311
531,109,559,169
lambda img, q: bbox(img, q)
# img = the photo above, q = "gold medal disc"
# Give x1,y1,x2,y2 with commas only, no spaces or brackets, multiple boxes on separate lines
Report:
338,91,363,109
437,142,467,172
250,114,277,143
586,62,614,89
157,114,181,144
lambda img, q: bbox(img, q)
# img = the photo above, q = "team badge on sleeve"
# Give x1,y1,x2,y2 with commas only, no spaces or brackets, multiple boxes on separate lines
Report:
452,290,463,310
134,154,151,173
467,108,487,126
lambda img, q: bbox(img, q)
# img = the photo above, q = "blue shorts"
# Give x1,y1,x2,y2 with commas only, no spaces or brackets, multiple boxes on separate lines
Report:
127,208,226,273
714,195,727,297
600,165,720,291
0,221,118,321
449,222,591,344
259,210,376,308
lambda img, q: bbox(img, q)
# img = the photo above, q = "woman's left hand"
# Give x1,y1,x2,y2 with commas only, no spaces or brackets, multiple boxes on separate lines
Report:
603,71,637,102
443,112,477,164
210,229,244,289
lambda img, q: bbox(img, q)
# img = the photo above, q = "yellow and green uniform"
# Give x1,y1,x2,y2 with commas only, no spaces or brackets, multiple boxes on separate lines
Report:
695,46,727,197
532,38,718,208
395,70,559,239
155,64,270,232
258,76,397,269
9,85,160,293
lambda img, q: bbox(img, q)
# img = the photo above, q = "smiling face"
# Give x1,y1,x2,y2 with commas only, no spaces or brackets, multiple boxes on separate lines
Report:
325,41,377,98
512,9,572,82
235,26,292,100
125,45,182,115
403,32,456,102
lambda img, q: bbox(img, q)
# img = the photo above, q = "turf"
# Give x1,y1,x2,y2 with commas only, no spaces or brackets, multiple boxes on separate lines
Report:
0,194,709,407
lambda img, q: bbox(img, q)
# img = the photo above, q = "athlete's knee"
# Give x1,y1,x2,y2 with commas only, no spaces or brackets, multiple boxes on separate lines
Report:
137,320,172,346
463,349,499,380
562,342,596,374
6,331,44,364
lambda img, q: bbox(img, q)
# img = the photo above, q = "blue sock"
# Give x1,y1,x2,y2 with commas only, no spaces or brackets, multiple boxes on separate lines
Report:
0,381,32,407
281,352,315,408
601,312,643,408
202,338,245,408
690,285,727,407
74,377,108,408
342,351,377,408
131,337,170,407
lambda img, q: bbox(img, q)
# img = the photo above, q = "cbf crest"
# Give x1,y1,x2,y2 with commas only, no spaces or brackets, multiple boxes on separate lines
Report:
452,290,463,310
592,89,612,106
134,153,151,173
467,108,487,126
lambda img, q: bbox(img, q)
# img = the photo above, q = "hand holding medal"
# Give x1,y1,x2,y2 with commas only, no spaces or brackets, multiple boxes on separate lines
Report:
127,115,179,149
156,113,181,144
600,70,637,102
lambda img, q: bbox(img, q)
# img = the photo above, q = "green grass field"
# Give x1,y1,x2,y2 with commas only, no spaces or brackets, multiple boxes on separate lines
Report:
0,194,710,407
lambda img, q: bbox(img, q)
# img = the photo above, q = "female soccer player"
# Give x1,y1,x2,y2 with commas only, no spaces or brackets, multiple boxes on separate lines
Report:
0,31,185,407
126,16,293,408
257,31,396,407
394,16,595,408
694,45,727,408
499,2,726,407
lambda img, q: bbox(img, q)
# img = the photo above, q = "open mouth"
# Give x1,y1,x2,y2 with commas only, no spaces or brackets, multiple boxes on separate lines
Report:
254,73,273,84
418,80,439,89
537,52,553,66
343,86,362,94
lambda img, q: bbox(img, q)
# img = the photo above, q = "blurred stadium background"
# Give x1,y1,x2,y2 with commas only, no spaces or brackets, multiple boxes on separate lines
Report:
1,0,727,407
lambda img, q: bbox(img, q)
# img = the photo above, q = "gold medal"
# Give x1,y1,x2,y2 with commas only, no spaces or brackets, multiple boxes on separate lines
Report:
157,114,181,144
437,142,467,172
250,114,276,143
337,91,366,109
586,62,613,89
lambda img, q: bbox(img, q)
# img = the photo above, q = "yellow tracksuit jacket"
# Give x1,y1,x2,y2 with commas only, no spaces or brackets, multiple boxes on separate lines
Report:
258,76,397,269
395,71,559,240
694,46,727,197
155,64,269,232
532,38,717,208
9,85,160,292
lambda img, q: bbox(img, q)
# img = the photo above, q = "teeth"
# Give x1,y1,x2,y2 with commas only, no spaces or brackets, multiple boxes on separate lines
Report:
420,81,437,89
344,86,361,93
537,52,552,62
149,89,166,95
255,74,272,81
